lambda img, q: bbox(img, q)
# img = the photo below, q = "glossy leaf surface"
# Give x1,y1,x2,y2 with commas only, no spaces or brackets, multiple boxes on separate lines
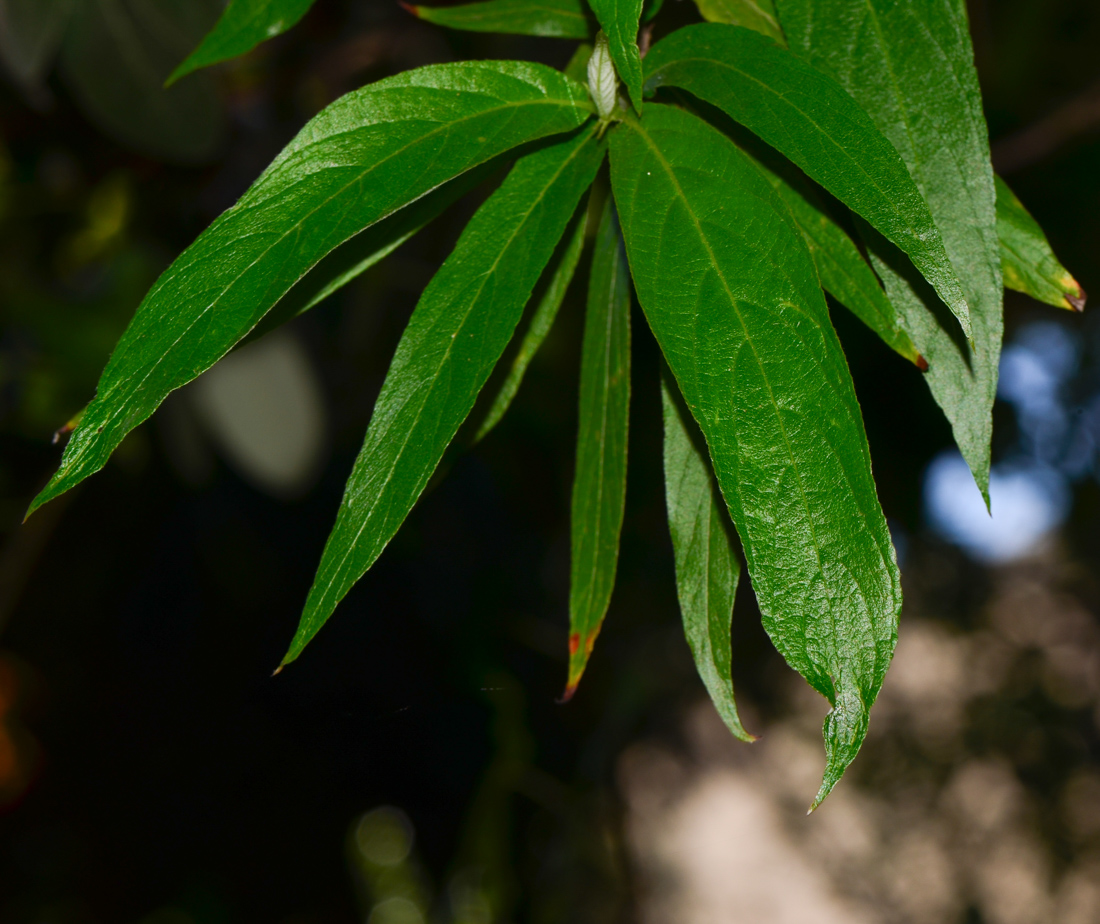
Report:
475,200,589,442
661,374,754,742
693,0,783,42
610,104,900,805
285,128,605,664
997,175,1085,312
586,0,643,111
409,0,590,38
565,198,631,697
778,0,1003,499
30,62,594,519
644,23,972,339
168,0,316,85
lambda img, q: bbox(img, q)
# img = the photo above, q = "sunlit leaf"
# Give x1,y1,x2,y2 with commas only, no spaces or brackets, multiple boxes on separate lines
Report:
997,174,1085,312
167,0,316,85
692,0,783,42
778,0,1003,500
284,127,605,664
586,0,643,111
564,197,631,698
475,198,589,443
644,23,972,339
29,62,595,519
407,0,590,38
610,104,900,806
661,372,754,743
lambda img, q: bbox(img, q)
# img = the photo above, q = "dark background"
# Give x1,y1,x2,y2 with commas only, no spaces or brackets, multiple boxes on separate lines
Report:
2,1,1100,921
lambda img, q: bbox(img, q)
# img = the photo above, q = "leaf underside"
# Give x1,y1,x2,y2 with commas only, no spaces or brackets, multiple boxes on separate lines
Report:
661,372,754,742
284,126,605,665
777,0,1003,501
611,103,899,806
29,61,594,520
996,174,1085,312
564,197,632,698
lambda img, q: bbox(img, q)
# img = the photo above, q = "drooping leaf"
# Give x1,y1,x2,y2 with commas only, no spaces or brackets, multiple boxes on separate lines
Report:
777,0,1003,500
167,0,316,85
586,0,643,111
610,104,900,806
0,0,74,89
284,127,605,665
475,198,589,443
407,0,590,38
997,174,1085,312
643,23,972,339
564,197,631,698
692,0,783,42
28,62,595,519
58,0,225,163
661,372,754,743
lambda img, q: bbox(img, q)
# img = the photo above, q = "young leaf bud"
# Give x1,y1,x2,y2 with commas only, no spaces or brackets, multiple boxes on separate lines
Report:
587,32,618,120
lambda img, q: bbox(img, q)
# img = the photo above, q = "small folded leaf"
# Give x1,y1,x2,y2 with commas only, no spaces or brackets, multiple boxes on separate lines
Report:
475,199,589,443
643,23,972,340
167,0,316,85
586,0,643,111
692,0,783,42
997,175,1085,312
407,0,591,38
777,0,1002,500
564,198,632,698
610,104,900,805
284,127,605,664
29,61,594,519
661,372,754,742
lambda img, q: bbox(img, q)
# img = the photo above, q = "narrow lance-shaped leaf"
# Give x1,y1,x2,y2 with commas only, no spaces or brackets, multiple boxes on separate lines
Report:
661,372,754,743
997,174,1085,312
475,199,589,443
407,0,591,38
586,0,643,111
692,0,784,43
610,104,900,806
777,0,1003,500
564,197,631,698
167,0,315,85
28,62,594,519
643,23,972,339
283,127,605,665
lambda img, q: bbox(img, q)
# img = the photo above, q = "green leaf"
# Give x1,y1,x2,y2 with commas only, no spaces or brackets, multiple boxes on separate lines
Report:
167,0,316,85
643,23,972,340
564,42,594,82
692,0,783,42
758,158,924,366
28,61,595,520
610,104,900,806
777,0,1003,500
407,0,590,38
284,127,606,665
563,197,632,697
661,372,754,743
586,0,643,111
58,0,225,163
997,174,1085,312
474,198,589,443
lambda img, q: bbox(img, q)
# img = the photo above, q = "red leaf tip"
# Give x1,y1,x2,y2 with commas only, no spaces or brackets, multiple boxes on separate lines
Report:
398,1,421,16
1067,286,1087,313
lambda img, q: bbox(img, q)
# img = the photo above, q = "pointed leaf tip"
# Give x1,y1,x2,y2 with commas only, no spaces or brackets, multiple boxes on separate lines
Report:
1067,285,1087,313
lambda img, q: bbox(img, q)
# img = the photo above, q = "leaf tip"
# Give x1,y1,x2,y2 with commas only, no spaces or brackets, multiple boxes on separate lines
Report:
915,353,929,372
1066,283,1087,313
271,665,284,677
398,1,422,18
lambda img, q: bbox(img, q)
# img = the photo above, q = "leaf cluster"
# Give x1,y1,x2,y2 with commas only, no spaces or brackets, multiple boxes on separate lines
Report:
25,0,1083,806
